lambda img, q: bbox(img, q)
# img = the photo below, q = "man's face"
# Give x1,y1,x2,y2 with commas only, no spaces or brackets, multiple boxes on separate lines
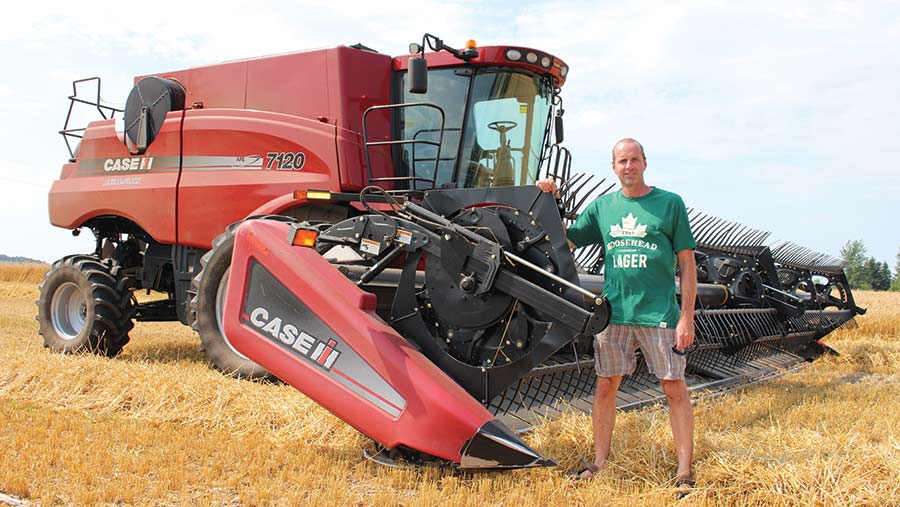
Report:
611,141,647,187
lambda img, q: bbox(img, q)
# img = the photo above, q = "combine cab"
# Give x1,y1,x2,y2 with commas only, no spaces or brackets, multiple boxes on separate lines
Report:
39,34,864,468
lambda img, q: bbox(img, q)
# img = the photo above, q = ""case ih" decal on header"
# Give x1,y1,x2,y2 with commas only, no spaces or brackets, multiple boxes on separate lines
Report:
246,307,340,370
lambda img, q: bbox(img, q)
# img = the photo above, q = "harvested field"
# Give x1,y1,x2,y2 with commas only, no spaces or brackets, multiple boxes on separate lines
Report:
1,261,898,506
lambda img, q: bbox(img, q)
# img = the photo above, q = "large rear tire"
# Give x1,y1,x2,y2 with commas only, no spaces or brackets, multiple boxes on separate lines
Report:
190,216,297,379
36,255,135,357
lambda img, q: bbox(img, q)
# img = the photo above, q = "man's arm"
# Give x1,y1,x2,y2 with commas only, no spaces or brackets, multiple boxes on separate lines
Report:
676,249,697,351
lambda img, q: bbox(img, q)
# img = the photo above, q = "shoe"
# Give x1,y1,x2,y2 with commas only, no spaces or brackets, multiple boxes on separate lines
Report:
565,460,600,482
674,472,695,499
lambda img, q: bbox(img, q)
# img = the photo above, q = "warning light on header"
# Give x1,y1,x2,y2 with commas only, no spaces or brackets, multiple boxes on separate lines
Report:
291,228,319,247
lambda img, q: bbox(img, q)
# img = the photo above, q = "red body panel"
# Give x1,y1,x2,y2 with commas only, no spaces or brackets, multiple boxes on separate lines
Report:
176,109,339,247
223,220,493,462
49,115,182,243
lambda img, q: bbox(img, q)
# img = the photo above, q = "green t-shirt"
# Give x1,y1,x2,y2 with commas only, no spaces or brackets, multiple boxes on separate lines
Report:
567,187,696,328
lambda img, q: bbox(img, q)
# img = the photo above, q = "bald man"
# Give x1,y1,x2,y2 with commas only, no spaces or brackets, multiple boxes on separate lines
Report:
537,138,697,491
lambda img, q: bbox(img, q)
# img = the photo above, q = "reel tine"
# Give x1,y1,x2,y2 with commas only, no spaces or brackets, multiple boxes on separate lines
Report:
709,220,737,246
693,216,722,244
571,179,606,213
724,223,748,246
564,174,595,208
558,172,586,197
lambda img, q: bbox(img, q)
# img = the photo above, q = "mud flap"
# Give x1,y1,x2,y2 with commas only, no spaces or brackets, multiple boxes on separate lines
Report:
222,219,551,468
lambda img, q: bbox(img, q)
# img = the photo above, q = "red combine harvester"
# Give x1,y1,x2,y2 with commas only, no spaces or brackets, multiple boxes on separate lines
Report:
41,34,863,469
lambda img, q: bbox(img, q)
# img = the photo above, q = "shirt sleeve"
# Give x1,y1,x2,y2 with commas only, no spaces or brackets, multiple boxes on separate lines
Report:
566,199,602,248
671,195,696,252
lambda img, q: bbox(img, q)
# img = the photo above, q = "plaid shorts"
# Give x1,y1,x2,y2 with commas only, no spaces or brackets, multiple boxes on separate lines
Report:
593,324,686,380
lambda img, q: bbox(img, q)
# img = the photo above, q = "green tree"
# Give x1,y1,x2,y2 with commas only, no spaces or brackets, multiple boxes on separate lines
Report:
892,247,900,292
841,240,871,290
868,259,892,291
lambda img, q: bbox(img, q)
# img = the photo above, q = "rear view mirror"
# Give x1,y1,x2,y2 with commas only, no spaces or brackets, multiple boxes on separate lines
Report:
408,57,428,94
554,115,564,144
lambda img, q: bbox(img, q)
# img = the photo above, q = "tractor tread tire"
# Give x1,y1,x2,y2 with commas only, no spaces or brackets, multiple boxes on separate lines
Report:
189,215,297,380
36,254,136,357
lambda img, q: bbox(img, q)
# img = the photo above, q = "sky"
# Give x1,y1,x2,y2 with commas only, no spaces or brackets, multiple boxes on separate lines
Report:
2,0,899,266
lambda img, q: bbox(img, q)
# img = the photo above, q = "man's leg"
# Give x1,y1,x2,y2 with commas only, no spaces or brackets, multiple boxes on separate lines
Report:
580,325,636,478
660,379,693,478
593,375,622,470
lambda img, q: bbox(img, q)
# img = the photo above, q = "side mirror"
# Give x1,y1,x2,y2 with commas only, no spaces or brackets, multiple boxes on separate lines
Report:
554,115,564,144
408,57,428,94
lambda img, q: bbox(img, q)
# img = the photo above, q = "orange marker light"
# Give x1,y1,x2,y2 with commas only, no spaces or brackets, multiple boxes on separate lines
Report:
294,189,331,200
291,228,319,247
466,39,477,49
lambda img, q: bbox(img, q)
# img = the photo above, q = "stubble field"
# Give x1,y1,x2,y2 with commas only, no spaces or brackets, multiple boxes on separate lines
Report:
1,262,899,506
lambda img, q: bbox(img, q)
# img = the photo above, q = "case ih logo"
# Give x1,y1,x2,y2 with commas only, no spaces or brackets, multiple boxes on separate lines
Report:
247,307,340,369
104,157,154,172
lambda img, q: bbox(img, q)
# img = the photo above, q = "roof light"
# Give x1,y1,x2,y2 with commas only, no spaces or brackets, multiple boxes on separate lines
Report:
526,52,538,64
466,39,477,49
505,48,522,61
560,65,568,77
541,56,551,68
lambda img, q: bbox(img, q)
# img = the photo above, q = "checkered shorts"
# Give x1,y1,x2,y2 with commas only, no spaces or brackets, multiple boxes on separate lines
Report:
593,324,686,380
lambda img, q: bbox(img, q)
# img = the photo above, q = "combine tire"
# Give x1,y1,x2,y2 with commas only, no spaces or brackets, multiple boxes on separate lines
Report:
190,216,297,379
36,255,135,357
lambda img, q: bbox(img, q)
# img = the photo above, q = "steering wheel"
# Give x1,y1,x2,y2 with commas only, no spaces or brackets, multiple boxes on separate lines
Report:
488,121,518,134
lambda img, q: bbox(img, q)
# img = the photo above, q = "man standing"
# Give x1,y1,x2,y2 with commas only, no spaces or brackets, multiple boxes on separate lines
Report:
537,138,697,489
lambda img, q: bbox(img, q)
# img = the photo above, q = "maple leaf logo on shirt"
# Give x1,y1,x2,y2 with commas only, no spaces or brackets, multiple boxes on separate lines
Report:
609,213,648,238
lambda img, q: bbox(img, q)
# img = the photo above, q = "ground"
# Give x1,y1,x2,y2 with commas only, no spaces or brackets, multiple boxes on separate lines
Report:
1,263,898,506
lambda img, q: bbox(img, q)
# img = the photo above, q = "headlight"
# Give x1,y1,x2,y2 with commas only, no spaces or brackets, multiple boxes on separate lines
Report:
505,49,522,61
526,52,538,63
541,56,551,68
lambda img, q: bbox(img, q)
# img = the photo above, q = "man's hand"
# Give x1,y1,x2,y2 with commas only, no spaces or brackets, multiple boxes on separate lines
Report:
675,315,695,352
535,178,560,198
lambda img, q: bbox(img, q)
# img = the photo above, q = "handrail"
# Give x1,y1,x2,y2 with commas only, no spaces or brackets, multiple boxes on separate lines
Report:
59,77,123,161
362,102,446,191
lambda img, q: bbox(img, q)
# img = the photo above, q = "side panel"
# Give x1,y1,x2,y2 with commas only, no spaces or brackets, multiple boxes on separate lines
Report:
48,115,181,243
223,220,494,462
327,47,394,190
176,109,339,248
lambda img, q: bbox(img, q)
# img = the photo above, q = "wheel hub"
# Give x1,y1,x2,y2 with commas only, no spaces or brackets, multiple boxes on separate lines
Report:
50,282,87,340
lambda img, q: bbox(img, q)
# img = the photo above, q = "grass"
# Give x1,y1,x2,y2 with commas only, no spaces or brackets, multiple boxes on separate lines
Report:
0,262,48,284
1,261,899,506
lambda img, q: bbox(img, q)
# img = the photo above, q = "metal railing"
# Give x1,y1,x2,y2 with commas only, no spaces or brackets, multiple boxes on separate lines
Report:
362,103,446,192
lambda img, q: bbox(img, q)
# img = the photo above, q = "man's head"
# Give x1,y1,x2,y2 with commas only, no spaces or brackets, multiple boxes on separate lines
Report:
611,138,648,189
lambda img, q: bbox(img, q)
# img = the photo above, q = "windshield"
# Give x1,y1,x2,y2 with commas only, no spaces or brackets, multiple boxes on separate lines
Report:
396,68,553,189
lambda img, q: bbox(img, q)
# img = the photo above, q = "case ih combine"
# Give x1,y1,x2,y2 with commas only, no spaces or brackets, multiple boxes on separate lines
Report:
40,34,864,469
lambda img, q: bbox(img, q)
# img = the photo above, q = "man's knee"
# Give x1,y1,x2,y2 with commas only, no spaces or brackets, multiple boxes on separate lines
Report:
596,376,622,397
660,379,689,403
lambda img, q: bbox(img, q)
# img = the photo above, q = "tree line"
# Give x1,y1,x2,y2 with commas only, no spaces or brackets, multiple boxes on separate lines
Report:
840,240,900,291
